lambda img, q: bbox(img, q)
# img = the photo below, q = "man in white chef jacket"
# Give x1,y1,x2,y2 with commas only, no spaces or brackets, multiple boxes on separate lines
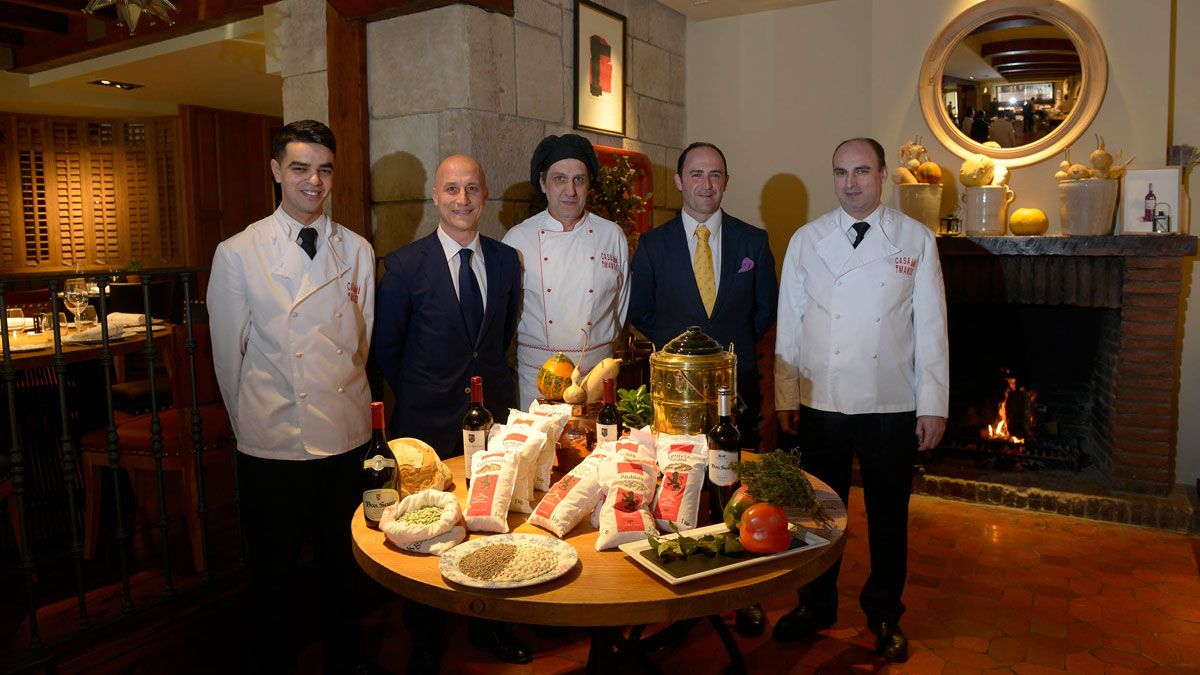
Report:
502,134,630,407
208,120,379,674
772,137,948,663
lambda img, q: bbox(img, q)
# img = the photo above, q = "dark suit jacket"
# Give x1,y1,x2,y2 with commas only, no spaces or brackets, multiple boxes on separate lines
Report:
629,213,778,436
373,231,521,458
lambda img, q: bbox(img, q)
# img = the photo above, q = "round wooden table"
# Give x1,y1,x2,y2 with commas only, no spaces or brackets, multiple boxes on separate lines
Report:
352,455,847,671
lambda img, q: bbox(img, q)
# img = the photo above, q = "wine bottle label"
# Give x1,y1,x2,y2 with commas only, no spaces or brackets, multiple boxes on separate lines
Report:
708,448,738,486
463,429,487,479
363,455,397,471
362,488,399,521
597,423,618,442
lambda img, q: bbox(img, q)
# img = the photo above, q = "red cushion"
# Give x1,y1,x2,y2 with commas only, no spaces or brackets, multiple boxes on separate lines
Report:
82,404,232,457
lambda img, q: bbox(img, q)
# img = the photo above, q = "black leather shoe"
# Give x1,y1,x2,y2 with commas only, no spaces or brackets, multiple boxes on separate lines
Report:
468,622,533,664
405,647,441,674
771,605,836,641
734,604,767,637
870,620,909,663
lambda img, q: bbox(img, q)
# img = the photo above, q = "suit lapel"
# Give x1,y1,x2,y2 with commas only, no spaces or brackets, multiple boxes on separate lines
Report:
477,237,503,349
711,219,741,318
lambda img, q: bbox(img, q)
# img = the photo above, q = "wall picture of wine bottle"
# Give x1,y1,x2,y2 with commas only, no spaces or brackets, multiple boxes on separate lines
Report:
1120,167,1182,234
574,0,626,136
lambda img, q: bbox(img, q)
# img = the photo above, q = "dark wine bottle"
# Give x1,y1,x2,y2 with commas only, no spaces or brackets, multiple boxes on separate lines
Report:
1144,183,1157,223
462,375,492,484
596,377,620,444
362,401,399,529
707,386,740,524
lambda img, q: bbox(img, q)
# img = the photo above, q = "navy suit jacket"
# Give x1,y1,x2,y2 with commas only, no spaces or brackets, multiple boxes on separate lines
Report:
373,232,521,458
629,213,778,417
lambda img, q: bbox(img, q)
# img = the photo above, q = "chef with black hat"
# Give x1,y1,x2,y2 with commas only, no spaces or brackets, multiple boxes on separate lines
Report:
503,133,630,407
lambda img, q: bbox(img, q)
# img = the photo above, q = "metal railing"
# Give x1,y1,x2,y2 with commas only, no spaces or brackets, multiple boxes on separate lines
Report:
0,267,242,671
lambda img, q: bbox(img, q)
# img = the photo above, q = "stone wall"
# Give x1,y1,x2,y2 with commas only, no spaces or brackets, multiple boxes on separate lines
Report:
275,0,330,126
366,0,687,257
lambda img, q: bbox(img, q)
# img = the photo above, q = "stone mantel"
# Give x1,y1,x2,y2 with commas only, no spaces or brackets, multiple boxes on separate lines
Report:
937,235,1198,257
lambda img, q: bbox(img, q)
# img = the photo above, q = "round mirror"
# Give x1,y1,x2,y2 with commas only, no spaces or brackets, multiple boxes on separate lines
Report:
919,0,1107,168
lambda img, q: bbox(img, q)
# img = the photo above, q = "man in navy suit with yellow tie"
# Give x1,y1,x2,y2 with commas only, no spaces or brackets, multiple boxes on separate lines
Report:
373,154,530,671
629,142,778,636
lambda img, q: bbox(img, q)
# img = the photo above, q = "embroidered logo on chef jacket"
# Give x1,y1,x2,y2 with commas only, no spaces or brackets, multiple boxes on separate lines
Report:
347,280,360,304
600,251,619,271
894,256,916,276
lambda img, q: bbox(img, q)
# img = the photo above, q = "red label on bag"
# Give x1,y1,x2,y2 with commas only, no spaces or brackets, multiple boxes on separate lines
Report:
653,471,688,521
466,474,498,517
535,475,578,519
505,433,529,443
613,487,644,531
670,443,698,455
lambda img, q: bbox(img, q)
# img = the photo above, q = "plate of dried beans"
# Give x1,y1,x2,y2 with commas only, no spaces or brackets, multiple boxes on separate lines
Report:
439,533,578,589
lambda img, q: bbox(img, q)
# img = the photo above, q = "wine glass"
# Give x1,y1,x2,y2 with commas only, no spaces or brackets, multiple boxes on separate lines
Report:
6,308,23,338
63,278,91,331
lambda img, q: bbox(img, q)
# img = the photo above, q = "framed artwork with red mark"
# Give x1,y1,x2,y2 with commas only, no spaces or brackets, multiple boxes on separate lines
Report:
574,0,626,137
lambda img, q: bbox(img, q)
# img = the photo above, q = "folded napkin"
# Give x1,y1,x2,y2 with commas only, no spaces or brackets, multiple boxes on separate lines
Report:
65,322,125,343
105,312,148,328
4,318,35,330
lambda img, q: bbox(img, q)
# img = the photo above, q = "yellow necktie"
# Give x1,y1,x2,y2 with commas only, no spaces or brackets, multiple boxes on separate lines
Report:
694,224,716,317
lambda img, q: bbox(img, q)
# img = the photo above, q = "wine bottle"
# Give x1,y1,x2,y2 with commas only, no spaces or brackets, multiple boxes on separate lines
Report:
362,401,399,529
596,377,620,443
1144,183,1156,223
462,375,492,485
707,386,740,524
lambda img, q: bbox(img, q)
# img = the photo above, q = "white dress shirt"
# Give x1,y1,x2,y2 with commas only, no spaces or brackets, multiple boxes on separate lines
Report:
436,227,488,312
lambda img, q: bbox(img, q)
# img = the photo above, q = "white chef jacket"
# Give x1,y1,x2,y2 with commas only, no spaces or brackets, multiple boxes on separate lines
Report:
208,207,377,459
774,205,948,418
502,209,630,408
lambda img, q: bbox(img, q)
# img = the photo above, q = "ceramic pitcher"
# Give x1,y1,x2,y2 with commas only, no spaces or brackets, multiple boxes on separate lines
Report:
897,183,943,232
962,185,1015,236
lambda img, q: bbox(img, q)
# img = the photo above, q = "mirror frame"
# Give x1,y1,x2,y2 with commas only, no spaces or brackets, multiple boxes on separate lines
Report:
918,0,1107,168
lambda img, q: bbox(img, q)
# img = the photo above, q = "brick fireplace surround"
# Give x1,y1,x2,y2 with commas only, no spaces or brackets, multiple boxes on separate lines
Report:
918,235,1199,531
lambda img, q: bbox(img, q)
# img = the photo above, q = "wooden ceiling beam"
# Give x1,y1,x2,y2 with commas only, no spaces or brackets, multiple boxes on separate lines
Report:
0,4,68,34
980,38,1075,58
4,0,92,19
0,26,23,45
325,0,511,22
990,53,1080,68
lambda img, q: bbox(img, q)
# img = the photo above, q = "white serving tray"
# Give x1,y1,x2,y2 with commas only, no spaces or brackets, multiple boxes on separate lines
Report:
618,522,829,586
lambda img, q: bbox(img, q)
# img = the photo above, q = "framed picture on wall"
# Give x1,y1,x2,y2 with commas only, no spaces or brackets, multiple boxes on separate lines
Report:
1120,167,1182,234
574,0,626,136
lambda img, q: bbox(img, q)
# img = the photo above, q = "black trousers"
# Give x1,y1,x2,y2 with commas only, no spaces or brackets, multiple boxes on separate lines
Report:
239,448,366,674
794,406,917,624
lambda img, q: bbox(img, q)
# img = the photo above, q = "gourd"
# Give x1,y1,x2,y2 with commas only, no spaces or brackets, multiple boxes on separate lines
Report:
580,357,622,402
1009,208,1049,236
959,154,995,187
1089,134,1112,171
915,161,942,184
536,352,575,401
892,167,918,185
562,366,587,404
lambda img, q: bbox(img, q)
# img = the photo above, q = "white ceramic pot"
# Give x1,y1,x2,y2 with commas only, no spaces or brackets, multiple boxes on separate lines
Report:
962,185,1014,236
1058,179,1118,236
896,183,943,232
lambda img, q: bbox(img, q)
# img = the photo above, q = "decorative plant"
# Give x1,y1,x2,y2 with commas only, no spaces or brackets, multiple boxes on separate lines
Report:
1168,144,1199,182
616,384,652,430
586,154,651,253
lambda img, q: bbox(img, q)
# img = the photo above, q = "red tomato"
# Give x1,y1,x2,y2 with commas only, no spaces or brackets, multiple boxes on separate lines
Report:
739,503,791,554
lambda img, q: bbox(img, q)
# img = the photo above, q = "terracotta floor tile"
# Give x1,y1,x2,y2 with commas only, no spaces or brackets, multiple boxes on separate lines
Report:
941,664,986,675
994,612,1031,637
986,635,1029,665
954,636,990,653
1069,576,1103,597
1021,634,1071,669
1137,634,1183,667
1063,623,1105,651
932,646,1001,669
1067,598,1104,623
1091,646,1160,670
1028,617,1068,639
1063,651,1108,675
1161,601,1200,623
1135,608,1181,634
1012,663,1071,675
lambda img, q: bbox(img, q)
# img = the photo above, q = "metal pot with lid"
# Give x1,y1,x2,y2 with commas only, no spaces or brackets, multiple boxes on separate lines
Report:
649,326,736,435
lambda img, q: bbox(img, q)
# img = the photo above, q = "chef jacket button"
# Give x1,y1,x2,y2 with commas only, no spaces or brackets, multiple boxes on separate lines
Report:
875,317,880,323
547,288,551,292
587,321,592,326
473,351,478,357
336,312,342,318
337,349,344,355
291,311,299,317
872,354,878,359
337,387,345,393
298,392,307,399
548,320,553,324
540,230,545,235
544,257,549,261
836,281,842,287
834,313,840,319
588,229,593,234
879,282,885,287
834,349,840,355
590,256,595,260
588,289,593,293
464,387,471,394
294,351,303,358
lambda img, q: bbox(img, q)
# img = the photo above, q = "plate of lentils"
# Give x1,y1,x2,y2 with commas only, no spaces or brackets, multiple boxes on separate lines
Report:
439,533,578,589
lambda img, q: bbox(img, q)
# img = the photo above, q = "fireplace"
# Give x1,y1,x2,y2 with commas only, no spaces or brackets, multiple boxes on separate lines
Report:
917,235,1198,530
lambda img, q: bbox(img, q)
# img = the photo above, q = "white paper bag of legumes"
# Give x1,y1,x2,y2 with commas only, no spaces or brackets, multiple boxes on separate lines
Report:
508,408,569,491
651,433,708,532
464,451,518,533
380,489,465,555
527,446,611,538
595,457,659,551
487,426,547,513
589,439,654,529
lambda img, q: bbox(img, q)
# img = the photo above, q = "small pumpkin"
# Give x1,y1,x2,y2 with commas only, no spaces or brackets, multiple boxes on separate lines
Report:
915,161,942,184
1009,208,1049,236
537,352,575,401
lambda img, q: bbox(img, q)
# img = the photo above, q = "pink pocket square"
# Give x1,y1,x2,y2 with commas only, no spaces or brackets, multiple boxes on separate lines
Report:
738,257,755,273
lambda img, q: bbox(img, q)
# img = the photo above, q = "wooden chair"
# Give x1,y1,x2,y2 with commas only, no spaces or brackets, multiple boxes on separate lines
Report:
81,324,233,571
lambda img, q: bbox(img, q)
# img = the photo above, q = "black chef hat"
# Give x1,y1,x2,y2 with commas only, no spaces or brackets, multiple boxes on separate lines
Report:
530,134,599,197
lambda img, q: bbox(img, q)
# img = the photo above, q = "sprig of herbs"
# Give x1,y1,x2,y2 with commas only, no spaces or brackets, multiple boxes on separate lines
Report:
732,449,835,529
617,384,653,430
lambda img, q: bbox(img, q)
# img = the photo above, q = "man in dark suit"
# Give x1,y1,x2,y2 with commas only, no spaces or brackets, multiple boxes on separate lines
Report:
628,142,778,636
373,154,529,672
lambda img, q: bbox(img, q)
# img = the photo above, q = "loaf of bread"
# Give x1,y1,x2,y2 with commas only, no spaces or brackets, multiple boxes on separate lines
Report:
388,437,453,494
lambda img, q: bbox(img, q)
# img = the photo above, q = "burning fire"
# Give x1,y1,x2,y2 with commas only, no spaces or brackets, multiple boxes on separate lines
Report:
983,377,1025,444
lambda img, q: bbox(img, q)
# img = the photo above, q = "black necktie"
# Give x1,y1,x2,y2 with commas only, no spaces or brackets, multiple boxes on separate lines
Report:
299,227,318,259
458,248,484,346
851,221,870,248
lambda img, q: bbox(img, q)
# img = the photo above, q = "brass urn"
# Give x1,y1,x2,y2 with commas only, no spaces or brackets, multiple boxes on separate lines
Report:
649,326,736,435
